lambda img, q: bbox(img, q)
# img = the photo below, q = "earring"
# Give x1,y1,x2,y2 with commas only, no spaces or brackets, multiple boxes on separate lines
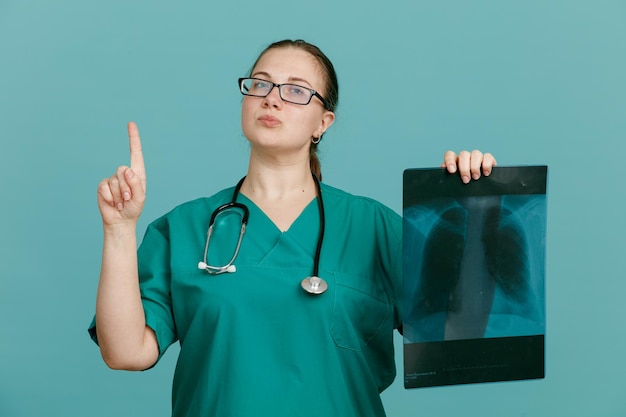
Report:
312,135,322,144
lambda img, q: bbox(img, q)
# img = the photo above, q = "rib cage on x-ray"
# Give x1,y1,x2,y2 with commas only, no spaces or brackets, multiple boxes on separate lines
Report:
403,195,545,343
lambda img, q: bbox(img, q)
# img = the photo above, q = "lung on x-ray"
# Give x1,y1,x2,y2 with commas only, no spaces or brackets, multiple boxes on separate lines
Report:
403,166,547,389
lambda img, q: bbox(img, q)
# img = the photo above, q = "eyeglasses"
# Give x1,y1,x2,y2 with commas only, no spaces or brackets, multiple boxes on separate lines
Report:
238,78,331,111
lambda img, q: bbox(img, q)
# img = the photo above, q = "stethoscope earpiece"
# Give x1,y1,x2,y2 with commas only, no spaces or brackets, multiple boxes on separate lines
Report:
198,262,237,274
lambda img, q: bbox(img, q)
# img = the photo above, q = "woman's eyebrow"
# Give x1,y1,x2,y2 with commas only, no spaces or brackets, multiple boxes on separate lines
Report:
251,71,313,88
287,76,313,87
251,71,271,79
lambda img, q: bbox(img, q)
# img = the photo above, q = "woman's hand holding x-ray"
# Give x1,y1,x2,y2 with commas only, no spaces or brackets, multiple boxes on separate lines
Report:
442,150,497,184
97,122,147,226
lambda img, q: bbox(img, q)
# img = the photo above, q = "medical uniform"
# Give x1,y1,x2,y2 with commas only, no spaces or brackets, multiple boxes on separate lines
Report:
89,183,402,417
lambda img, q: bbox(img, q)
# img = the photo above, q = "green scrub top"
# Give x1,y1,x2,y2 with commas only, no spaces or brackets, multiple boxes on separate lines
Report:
89,183,402,417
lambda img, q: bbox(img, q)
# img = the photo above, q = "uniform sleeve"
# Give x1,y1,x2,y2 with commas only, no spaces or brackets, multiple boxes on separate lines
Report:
87,216,178,364
136,217,178,361
375,204,403,331
387,207,403,333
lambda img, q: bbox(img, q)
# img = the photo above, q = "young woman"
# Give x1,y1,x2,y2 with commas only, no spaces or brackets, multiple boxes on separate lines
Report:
89,39,496,417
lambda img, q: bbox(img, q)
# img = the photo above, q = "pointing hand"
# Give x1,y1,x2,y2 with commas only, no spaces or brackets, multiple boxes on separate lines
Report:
97,122,147,226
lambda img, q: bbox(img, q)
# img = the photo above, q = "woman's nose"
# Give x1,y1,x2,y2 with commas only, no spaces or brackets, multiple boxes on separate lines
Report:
262,85,283,109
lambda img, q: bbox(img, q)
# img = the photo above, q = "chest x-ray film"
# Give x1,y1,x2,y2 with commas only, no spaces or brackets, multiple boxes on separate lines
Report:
403,166,547,388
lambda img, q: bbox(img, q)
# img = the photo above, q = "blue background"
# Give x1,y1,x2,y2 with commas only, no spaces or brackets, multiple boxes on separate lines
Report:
1,0,624,416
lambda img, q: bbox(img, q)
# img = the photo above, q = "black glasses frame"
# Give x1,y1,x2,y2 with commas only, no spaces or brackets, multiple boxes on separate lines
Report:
238,77,331,111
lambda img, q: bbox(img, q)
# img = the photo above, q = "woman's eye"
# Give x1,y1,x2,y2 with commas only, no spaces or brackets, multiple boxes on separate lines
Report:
287,86,305,96
253,81,269,89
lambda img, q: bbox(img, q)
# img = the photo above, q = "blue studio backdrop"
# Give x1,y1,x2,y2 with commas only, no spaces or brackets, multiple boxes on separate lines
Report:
1,1,625,416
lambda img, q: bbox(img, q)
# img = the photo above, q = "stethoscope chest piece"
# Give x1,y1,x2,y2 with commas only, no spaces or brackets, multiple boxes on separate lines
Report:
301,276,328,295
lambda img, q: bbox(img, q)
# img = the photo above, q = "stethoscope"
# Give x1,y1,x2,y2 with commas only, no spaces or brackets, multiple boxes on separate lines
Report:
198,174,328,295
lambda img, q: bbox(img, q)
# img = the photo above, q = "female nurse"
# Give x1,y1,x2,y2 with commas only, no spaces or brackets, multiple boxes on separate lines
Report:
89,39,496,417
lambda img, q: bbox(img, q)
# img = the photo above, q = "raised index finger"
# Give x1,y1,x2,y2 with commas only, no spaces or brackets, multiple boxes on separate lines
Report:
128,121,145,174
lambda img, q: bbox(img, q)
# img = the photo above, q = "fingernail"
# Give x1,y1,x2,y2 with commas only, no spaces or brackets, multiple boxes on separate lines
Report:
448,164,456,172
462,176,470,184
125,169,135,179
472,173,480,180
123,192,130,201
117,202,123,210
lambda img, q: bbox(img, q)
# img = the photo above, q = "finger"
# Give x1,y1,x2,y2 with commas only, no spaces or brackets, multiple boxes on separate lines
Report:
442,151,458,173
124,167,146,207
470,150,483,180
128,122,145,179
109,175,124,211
457,150,471,184
97,178,115,207
116,166,132,202
482,152,497,176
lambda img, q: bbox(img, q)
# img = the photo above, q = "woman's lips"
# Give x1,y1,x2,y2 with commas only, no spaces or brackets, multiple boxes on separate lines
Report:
258,115,281,127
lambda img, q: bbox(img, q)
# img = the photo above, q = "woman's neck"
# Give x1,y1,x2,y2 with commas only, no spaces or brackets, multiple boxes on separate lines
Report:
240,154,317,232
242,152,315,201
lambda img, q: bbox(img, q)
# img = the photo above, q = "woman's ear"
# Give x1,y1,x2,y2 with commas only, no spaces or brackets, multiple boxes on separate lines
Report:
315,110,335,138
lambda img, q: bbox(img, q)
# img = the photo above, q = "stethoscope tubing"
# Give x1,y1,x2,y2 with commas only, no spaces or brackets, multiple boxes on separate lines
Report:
311,175,324,279
199,173,326,294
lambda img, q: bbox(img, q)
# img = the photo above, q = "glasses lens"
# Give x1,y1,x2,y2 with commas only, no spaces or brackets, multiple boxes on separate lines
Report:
241,78,272,97
239,78,316,106
280,84,313,105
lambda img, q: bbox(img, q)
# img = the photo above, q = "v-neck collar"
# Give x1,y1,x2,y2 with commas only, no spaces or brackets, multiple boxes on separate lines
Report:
236,192,320,236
